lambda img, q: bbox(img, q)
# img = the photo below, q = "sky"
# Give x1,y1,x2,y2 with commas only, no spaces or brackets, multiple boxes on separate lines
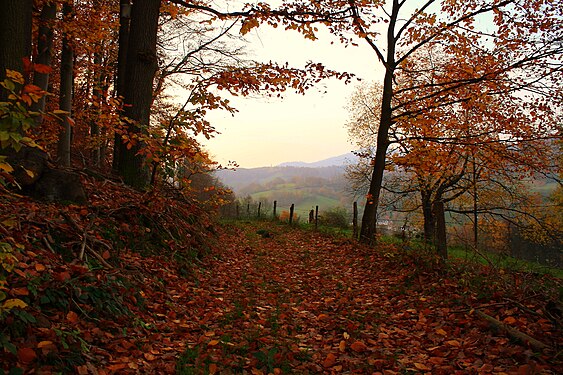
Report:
202,25,383,168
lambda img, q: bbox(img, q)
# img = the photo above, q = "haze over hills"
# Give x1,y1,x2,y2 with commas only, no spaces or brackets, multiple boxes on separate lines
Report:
277,152,359,168
214,153,358,211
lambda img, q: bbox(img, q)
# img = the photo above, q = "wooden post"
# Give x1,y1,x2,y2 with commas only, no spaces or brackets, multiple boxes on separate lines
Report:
315,205,319,230
289,204,295,224
257,202,261,218
273,200,277,219
236,203,240,219
247,203,250,217
435,201,447,260
353,201,358,239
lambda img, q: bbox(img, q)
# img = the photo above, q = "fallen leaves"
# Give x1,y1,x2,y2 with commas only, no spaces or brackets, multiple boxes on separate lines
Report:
350,340,368,353
1,195,562,374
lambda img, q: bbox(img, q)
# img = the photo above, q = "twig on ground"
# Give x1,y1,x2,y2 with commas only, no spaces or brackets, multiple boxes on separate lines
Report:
472,308,550,352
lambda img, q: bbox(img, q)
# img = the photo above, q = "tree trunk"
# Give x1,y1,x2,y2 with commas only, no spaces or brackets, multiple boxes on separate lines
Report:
422,193,436,244
91,52,103,166
57,2,74,167
116,0,159,188
359,0,398,245
112,0,131,171
0,0,33,101
434,200,448,260
30,1,57,117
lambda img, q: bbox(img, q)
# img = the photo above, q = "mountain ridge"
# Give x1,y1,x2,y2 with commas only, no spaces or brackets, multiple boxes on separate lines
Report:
277,152,358,168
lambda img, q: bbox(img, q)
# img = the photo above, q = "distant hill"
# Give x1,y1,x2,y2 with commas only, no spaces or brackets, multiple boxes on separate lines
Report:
278,152,359,168
215,154,357,213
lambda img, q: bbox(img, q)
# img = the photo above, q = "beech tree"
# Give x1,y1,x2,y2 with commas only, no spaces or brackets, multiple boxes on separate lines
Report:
346,66,560,257
0,0,33,100
337,0,563,244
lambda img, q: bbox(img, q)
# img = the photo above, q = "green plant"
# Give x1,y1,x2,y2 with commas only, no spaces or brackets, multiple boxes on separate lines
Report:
319,206,349,229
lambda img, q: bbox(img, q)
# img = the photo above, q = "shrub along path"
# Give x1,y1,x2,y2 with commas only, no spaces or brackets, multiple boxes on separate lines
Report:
144,222,560,374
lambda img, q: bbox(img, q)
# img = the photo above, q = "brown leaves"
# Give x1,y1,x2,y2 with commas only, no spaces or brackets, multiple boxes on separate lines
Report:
2,188,562,374
349,340,367,353
17,347,37,364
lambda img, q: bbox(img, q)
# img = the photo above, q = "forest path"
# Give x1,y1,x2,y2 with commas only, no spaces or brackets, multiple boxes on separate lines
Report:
162,222,556,374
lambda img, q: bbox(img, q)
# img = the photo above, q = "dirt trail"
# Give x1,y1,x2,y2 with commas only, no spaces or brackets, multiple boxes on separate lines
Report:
158,223,560,374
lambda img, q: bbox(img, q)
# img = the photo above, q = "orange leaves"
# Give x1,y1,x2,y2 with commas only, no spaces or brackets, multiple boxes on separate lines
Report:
240,18,260,35
66,311,79,324
17,347,37,364
322,352,337,368
349,340,367,353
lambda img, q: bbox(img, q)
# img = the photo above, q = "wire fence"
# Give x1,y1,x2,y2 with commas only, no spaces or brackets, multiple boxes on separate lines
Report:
220,198,562,268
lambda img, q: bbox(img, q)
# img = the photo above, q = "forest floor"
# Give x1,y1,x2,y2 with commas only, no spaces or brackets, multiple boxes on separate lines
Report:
2,204,562,374
141,222,561,374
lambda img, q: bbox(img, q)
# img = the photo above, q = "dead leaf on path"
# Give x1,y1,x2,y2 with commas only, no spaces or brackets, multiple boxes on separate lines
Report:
350,341,367,353
446,339,461,347
67,311,79,324
414,362,432,371
323,353,337,368
338,340,346,352
435,328,447,336
17,347,37,364
34,263,46,271
208,340,220,346
209,363,218,374
11,287,29,296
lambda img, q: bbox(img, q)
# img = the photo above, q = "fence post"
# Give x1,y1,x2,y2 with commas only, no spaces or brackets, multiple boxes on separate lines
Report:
315,205,319,230
353,201,358,239
257,202,261,218
236,203,240,219
273,200,277,219
435,201,447,260
247,203,250,217
289,204,295,225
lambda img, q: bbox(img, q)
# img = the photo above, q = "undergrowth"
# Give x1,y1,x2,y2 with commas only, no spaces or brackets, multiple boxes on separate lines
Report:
0,175,216,373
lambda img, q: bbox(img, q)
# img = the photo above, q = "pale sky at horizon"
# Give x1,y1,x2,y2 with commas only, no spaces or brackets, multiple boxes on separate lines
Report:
201,24,383,168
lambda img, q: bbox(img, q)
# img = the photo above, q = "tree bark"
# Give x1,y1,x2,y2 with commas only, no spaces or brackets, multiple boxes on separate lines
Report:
112,0,131,171
0,0,33,101
359,0,398,245
31,1,57,117
116,0,159,188
421,192,436,244
91,51,103,166
434,200,447,260
57,2,74,167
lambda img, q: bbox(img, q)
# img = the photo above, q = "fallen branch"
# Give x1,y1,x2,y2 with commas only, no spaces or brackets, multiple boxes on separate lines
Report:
85,245,113,269
42,237,55,254
61,210,113,268
473,309,550,352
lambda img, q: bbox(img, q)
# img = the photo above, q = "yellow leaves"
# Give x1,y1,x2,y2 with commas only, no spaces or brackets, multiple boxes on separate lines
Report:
6,70,24,85
2,298,28,310
0,161,14,173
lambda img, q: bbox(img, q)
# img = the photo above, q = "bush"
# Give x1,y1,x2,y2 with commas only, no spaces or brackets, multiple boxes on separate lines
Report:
320,207,349,229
